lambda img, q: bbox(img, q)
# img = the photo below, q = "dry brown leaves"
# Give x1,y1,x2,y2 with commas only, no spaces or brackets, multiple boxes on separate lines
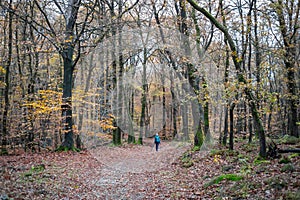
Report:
1,139,299,199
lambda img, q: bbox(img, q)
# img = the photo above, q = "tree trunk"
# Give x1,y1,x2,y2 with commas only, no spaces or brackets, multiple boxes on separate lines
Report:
229,102,236,150
1,0,13,155
138,48,148,145
187,0,267,157
203,80,210,137
127,89,135,143
220,0,230,146
223,106,229,145
128,56,136,143
170,70,178,138
59,0,81,150
178,0,204,146
275,0,299,138
60,53,75,149
162,82,166,139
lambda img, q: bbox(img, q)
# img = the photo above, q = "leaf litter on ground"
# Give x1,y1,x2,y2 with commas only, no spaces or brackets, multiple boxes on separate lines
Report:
1,137,299,199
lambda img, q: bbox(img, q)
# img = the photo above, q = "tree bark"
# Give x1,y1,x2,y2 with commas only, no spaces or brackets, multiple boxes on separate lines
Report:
1,0,13,155
178,0,204,146
187,0,267,157
275,0,299,138
60,0,81,150
229,102,236,150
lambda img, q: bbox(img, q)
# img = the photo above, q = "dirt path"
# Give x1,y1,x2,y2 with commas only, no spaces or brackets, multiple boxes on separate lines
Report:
3,139,299,199
92,139,189,173
87,139,191,199
1,139,191,200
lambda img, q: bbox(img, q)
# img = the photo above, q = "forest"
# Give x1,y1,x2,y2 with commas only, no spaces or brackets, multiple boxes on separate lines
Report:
0,0,299,199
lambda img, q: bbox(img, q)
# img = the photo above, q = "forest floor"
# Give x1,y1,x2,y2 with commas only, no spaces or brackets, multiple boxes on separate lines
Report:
1,136,300,200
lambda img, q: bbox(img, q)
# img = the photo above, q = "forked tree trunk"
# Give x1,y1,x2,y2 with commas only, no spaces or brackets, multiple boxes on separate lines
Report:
187,0,267,157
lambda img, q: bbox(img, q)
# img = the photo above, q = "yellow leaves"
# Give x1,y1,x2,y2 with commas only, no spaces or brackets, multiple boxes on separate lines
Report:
99,115,117,131
23,90,62,115
64,39,72,43
236,57,243,63
108,113,115,118
0,81,6,88
148,54,160,64
180,56,190,63
49,53,61,66
64,36,74,43
231,51,243,63
231,51,237,57
214,155,221,164
0,66,6,74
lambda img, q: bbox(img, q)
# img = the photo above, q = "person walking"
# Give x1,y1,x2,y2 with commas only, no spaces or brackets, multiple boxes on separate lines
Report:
154,133,161,151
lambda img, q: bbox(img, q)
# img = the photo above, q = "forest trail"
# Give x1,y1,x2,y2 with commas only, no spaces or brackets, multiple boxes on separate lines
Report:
1,138,300,199
1,139,192,199
87,139,191,199
92,138,190,173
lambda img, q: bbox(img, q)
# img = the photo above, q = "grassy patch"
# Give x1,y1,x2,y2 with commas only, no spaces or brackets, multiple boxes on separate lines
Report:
253,156,270,165
192,145,200,152
23,164,45,178
0,148,8,155
55,146,80,152
279,156,291,164
285,190,300,200
278,135,300,145
265,175,288,190
240,143,257,152
204,174,243,188
209,149,239,157
288,153,300,159
281,164,295,172
181,151,194,168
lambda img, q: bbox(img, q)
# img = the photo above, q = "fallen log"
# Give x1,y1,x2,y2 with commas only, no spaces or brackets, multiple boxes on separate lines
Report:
278,149,300,153
267,139,300,158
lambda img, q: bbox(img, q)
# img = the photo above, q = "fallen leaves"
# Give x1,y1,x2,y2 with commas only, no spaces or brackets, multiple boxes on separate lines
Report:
1,139,299,199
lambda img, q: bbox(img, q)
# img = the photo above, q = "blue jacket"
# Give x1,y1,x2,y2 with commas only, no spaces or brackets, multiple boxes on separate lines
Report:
154,135,160,143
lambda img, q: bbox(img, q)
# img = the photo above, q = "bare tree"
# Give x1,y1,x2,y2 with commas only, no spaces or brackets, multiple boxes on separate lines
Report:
187,0,267,157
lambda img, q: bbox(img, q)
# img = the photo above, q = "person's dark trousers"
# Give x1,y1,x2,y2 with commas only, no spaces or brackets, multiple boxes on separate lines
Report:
155,142,160,151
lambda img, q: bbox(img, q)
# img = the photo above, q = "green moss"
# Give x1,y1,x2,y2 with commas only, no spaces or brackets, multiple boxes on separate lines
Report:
55,146,80,152
279,135,300,144
210,149,239,157
288,153,300,159
31,164,45,172
239,165,252,175
181,151,194,168
279,156,291,164
281,164,295,172
253,156,270,165
24,171,32,177
192,145,200,152
23,164,45,178
182,159,194,168
0,148,8,155
240,143,256,152
285,190,300,200
204,174,243,188
265,176,288,190
194,128,204,147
